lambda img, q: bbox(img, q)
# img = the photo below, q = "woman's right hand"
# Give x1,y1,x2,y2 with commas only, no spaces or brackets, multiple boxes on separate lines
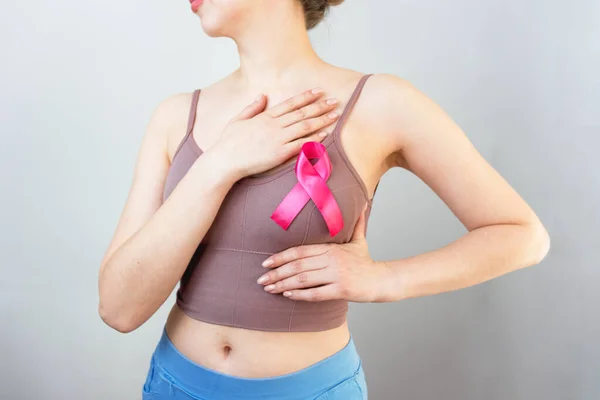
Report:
210,88,340,180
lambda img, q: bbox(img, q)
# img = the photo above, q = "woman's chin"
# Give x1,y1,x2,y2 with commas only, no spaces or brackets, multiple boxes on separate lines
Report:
199,20,227,38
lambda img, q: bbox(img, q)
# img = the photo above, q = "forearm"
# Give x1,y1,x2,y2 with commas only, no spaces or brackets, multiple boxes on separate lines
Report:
98,149,239,331
376,222,550,303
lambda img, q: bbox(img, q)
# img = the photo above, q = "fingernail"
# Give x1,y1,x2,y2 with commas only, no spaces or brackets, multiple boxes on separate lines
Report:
255,94,263,102
312,88,323,94
319,131,328,137
326,98,338,105
283,291,292,297
257,275,268,284
262,258,273,267
264,284,275,291
328,112,338,119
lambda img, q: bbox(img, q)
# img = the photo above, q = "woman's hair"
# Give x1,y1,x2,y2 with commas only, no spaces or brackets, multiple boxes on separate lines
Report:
300,0,345,30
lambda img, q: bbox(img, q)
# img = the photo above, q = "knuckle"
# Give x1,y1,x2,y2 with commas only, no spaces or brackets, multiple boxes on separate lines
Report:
322,114,333,125
300,119,312,132
292,247,304,259
255,113,269,124
294,108,306,120
261,114,274,125
290,261,302,274
306,101,318,112
338,282,349,297
308,288,321,301
285,97,297,109
279,280,288,289
269,119,282,131
296,272,308,284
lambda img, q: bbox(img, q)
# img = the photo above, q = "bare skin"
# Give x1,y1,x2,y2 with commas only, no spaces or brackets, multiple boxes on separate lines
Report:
161,70,388,378
98,0,550,380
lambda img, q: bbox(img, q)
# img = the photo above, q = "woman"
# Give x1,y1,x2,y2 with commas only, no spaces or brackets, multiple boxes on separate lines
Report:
98,1,550,399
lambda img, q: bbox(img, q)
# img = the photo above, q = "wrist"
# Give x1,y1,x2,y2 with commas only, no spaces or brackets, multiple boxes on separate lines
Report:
200,146,245,184
371,260,403,303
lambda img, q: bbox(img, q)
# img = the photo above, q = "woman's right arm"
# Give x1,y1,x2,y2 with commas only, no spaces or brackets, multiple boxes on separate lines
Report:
97,93,241,333
98,88,339,333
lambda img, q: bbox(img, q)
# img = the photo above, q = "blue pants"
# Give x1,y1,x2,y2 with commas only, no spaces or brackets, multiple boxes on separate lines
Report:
142,328,368,399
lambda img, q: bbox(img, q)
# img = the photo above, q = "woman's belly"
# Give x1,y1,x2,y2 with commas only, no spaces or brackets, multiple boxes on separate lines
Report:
164,303,351,378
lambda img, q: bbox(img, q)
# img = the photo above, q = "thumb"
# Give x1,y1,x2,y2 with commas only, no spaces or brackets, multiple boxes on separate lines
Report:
350,202,369,242
231,94,267,122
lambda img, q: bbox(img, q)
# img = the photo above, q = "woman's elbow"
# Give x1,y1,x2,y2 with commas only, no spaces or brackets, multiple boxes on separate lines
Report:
98,300,142,334
525,221,551,266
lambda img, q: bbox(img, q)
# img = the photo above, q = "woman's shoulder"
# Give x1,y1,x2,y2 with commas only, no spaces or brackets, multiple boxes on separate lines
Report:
351,72,444,142
149,91,197,135
357,72,416,108
154,73,232,115
338,70,460,171
141,90,200,164
336,71,413,130
323,68,416,113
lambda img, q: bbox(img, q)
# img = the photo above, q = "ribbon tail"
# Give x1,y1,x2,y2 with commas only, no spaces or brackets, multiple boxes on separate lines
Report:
270,183,311,230
307,179,344,237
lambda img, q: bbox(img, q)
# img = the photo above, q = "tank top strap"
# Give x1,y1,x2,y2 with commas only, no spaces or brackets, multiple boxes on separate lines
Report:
332,74,373,140
186,89,202,134
171,89,202,161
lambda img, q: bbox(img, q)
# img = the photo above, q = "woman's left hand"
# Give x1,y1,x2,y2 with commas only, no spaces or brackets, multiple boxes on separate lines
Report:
257,204,389,303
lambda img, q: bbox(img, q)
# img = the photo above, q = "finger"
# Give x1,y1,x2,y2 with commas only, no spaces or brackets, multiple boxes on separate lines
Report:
230,94,267,122
257,255,327,286
262,244,331,269
282,111,339,143
265,88,324,118
350,202,369,242
264,268,333,294
281,285,340,302
277,97,338,128
283,129,330,155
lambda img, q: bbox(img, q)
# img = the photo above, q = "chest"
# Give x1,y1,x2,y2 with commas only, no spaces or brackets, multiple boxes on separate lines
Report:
163,137,369,252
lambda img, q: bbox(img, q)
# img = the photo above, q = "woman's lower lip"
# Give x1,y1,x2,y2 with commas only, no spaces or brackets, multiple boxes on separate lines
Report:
190,0,203,12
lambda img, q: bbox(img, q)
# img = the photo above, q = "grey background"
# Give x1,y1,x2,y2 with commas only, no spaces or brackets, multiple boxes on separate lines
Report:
1,0,598,399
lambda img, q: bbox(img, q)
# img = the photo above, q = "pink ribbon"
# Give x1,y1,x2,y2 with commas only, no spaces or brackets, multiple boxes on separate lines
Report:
270,141,344,237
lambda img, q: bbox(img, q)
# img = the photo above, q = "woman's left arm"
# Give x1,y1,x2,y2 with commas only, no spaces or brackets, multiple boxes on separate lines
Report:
258,74,550,303
368,74,550,302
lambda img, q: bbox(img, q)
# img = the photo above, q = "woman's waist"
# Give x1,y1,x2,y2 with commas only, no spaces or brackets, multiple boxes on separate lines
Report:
164,303,351,378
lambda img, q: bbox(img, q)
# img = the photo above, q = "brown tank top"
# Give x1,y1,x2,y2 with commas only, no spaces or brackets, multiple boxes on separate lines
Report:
163,74,379,332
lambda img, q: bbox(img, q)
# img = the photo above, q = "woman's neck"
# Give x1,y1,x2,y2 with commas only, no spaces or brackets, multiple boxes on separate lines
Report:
231,7,325,92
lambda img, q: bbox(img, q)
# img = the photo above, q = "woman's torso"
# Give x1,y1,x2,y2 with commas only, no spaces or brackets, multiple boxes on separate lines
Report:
162,68,385,378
